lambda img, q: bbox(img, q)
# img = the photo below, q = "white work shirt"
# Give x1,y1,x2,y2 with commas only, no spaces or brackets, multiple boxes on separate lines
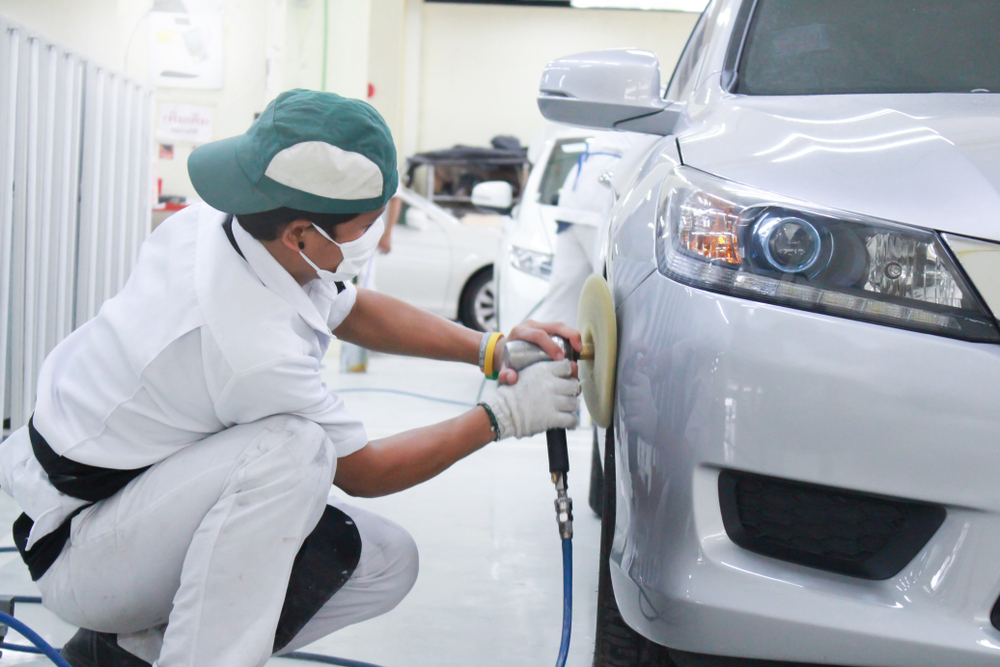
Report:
0,203,367,547
553,131,644,227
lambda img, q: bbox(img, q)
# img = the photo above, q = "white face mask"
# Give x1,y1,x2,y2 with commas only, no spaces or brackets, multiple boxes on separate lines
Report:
299,217,385,283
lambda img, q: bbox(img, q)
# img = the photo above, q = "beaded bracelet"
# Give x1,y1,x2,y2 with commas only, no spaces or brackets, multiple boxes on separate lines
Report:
478,402,502,441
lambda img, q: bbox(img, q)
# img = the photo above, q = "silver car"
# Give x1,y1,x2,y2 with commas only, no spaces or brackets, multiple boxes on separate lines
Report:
539,1,1000,665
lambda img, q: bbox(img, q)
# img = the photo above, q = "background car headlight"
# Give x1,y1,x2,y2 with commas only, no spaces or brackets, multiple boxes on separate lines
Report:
509,246,553,280
656,167,1000,343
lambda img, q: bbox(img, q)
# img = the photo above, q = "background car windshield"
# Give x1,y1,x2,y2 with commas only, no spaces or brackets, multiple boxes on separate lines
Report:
737,0,1000,95
537,138,591,206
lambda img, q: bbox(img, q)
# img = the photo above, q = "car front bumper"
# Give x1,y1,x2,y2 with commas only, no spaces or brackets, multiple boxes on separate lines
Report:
496,250,549,333
611,270,1000,666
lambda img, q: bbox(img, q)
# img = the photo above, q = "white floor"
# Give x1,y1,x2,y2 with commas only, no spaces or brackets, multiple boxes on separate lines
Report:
0,344,602,667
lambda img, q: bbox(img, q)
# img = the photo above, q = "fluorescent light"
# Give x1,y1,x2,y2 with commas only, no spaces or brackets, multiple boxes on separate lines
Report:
570,0,708,10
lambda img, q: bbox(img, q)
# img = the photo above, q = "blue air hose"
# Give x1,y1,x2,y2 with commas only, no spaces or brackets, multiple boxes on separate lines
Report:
0,377,573,666
556,538,573,667
333,388,473,408
0,610,72,667
0,544,574,667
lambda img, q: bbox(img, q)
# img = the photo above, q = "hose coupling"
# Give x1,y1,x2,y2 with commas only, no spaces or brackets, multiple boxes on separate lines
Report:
552,473,574,540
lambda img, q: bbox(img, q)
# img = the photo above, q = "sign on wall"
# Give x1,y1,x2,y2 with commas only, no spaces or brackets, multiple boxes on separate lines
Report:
149,10,223,89
157,103,213,144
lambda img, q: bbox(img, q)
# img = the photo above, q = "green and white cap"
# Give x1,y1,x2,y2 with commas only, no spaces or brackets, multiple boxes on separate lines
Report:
188,89,397,215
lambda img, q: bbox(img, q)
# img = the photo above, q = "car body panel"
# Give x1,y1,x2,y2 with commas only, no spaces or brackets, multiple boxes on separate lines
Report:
539,0,1000,662
679,92,1000,241
611,272,1000,664
605,138,680,304
376,188,497,320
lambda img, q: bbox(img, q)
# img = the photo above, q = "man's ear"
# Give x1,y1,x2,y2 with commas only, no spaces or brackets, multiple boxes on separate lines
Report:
280,219,312,252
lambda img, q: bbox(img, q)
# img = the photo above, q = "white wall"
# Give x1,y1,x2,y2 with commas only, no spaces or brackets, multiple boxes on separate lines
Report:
0,1,701,197
418,3,699,151
0,0,121,66
367,0,407,160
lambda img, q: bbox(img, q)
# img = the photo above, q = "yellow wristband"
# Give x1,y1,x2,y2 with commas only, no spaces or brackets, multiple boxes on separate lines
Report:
483,333,503,380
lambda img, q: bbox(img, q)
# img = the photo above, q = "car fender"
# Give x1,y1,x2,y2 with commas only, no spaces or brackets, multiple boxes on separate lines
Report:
606,138,682,306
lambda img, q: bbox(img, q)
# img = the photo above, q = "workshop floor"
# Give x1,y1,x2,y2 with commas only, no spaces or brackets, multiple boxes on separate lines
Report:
0,343,602,667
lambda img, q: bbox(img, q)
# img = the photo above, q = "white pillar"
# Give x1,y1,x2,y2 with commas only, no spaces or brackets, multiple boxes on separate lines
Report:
400,0,421,160
323,0,371,100
366,0,406,161
264,0,290,104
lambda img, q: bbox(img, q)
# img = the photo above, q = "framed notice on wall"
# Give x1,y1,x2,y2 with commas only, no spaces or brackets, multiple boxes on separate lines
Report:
157,103,213,145
149,10,223,89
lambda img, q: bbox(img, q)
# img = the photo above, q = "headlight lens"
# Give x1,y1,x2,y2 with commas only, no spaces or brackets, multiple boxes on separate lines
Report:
656,167,999,343
509,246,553,280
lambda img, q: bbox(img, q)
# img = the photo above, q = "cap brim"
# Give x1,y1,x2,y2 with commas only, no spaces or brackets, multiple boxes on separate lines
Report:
188,135,285,215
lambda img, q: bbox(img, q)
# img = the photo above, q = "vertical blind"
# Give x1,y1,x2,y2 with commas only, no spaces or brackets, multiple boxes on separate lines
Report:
0,16,154,432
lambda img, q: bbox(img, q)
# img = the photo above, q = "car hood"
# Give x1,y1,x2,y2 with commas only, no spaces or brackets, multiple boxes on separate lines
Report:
678,94,1000,241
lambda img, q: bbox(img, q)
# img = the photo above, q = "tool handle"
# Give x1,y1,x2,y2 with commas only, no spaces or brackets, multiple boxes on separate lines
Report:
546,428,570,475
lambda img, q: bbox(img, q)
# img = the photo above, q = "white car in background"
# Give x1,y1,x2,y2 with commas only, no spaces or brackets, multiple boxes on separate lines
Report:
376,187,499,332
493,124,597,333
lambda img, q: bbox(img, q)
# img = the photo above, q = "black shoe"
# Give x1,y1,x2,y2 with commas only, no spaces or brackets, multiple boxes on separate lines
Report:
60,629,152,667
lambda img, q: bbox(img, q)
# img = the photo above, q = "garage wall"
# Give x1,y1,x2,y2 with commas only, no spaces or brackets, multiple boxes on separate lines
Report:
0,0,121,67
418,3,699,151
0,1,701,197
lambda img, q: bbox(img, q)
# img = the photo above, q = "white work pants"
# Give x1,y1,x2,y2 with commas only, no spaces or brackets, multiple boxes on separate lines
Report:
533,224,598,328
36,415,418,667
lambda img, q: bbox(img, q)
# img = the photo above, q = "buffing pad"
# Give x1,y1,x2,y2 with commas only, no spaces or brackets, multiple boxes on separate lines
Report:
577,275,617,428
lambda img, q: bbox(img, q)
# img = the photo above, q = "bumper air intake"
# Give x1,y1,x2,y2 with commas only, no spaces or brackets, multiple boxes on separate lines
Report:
719,469,945,580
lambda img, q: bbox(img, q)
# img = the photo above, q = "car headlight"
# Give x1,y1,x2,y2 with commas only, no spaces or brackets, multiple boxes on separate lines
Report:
655,167,1000,343
509,246,553,280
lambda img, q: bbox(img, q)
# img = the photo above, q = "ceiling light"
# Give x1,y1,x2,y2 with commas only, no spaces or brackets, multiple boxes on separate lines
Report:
570,0,708,11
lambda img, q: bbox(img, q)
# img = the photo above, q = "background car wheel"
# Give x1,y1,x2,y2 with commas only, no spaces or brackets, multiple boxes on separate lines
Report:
594,424,676,667
589,424,604,517
459,267,496,332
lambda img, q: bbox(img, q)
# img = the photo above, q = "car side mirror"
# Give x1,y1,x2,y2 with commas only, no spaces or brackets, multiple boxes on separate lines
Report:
405,207,430,230
537,48,680,136
471,181,513,212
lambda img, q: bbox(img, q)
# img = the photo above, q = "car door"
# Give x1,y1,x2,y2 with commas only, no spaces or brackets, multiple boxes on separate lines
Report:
375,199,453,317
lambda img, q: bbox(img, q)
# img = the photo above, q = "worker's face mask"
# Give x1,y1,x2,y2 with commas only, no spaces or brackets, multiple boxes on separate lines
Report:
300,218,385,283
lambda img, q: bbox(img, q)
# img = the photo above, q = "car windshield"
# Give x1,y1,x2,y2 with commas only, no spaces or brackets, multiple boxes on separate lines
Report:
537,138,591,206
737,0,1000,95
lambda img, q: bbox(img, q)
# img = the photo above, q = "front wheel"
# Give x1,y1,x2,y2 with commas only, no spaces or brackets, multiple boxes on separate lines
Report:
458,267,496,332
593,424,675,667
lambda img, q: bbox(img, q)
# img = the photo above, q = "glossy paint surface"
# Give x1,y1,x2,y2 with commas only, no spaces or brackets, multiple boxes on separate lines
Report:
680,93,1000,240
605,138,679,303
600,0,1000,660
611,274,1000,664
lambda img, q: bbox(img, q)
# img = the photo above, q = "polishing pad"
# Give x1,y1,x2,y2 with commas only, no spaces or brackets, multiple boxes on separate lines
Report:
577,275,617,428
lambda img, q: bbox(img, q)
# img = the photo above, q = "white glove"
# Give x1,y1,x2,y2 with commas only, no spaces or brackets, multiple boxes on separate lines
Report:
485,360,580,439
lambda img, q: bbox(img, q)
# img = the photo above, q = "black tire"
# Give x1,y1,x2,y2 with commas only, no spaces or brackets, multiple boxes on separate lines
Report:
458,267,496,332
588,424,604,518
593,424,676,667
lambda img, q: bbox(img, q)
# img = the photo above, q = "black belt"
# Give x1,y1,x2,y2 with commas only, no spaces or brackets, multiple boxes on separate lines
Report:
12,418,151,581
14,225,364,640
13,419,364,649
